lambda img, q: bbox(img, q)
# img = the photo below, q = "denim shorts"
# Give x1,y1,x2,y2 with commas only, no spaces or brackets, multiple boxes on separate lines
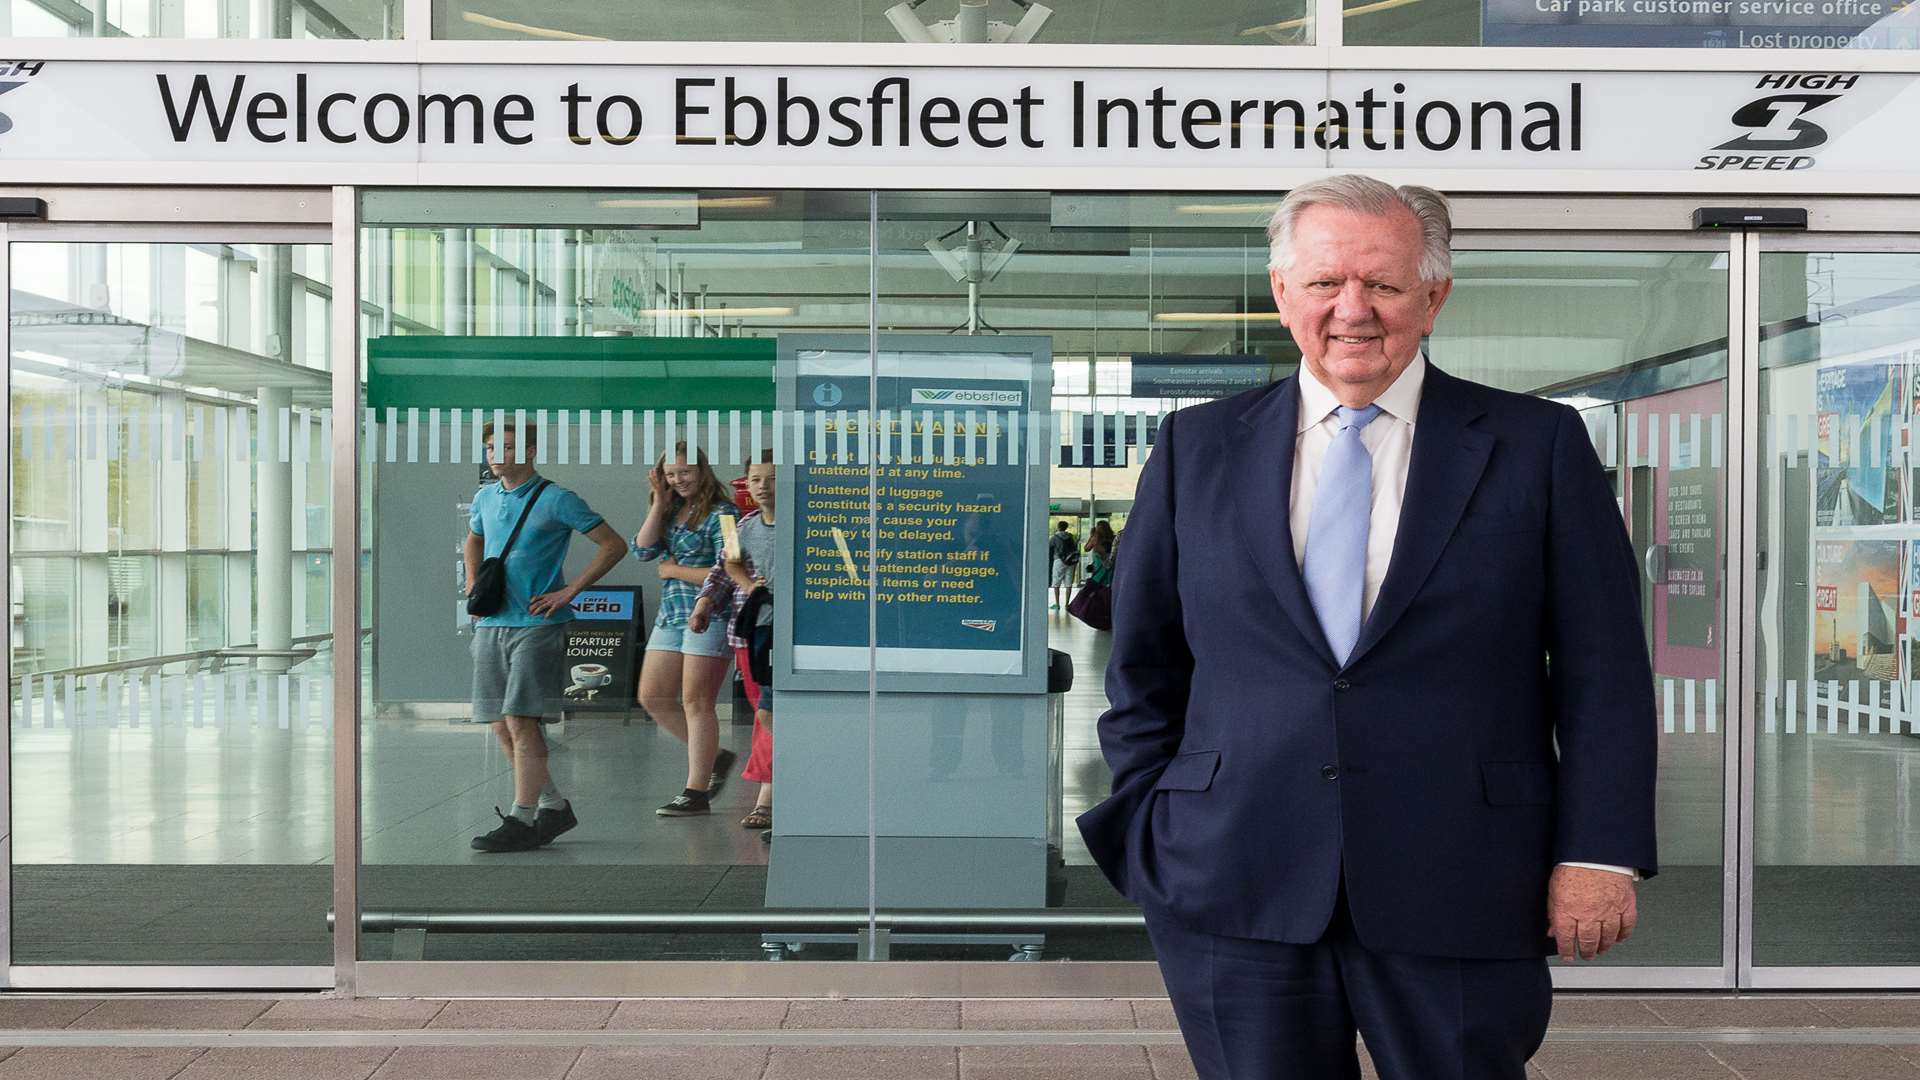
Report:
646,615,730,658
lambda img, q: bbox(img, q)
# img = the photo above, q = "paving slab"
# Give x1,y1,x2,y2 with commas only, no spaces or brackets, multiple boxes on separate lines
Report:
0,1001,106,1031
1132,1001,1178,1031
0,1047,206,1080
175,1047,396,1080
1706,1042,1920,1079
1639,996,1840,1029
1547,997,1669,1029
369,1046,581,1080
1145,1045,1196,1080
606,999,791,1030
765,1047,958,1080
425,999,616,1030
783,1000,961,1029
66,999,272,1031
249,1000,447,1031
960,1000,1137,1031
961,1044,1153,1080
568,1046,771,1080
1809,997,1920,1028
1531,1042,1736,1080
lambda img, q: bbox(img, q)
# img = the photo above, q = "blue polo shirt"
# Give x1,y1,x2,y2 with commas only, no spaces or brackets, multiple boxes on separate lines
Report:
468,474,606,627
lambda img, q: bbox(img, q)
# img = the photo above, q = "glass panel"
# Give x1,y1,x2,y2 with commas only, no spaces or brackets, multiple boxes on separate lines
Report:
1755,249,1920,966
357,190,876,961
3,0,397,38
1347,0,1918,46
436,0,1311,43
872,200,1727,966
7,241,335,965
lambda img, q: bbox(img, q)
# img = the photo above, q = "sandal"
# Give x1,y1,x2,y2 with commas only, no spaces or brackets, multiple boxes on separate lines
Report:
740,805,772,830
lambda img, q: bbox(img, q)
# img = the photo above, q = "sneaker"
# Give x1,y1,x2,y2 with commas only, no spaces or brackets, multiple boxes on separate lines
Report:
707,748,738,795
657,790,712,817
470,807,541,852
534,802,578,846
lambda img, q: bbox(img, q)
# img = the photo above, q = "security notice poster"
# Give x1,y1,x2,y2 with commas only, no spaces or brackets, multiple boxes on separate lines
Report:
1815,356,1903,527
778,337,1046,684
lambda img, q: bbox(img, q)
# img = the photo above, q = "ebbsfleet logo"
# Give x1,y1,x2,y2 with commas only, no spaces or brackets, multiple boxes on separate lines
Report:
1698,73,1855,172
0,61,47,139
911,387,1024,406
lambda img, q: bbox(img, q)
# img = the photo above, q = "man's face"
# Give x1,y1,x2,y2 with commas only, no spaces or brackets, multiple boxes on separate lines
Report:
1269,204,1452,398
486,431,528,475
745,463,776,508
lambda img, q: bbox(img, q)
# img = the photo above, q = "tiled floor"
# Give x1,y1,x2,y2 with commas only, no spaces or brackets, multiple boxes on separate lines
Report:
0,994,1917,1079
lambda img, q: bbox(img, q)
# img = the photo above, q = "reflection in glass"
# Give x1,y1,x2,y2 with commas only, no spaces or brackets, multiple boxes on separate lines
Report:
7,242,335,965
1756,250,1920,966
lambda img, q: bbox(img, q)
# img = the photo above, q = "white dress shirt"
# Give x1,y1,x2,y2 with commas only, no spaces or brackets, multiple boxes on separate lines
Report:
1289,355,1637,881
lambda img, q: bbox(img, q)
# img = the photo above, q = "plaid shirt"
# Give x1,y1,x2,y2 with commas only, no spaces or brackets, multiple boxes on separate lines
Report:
694,509,768,650
632,503,738,629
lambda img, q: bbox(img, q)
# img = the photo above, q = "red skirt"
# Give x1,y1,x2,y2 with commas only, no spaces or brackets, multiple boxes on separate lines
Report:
735,645,774,784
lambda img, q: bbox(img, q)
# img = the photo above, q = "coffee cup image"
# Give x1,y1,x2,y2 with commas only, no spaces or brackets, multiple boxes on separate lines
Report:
570,663,612,690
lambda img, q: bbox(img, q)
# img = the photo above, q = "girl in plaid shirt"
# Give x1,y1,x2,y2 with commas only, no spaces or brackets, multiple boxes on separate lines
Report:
632,442,740,818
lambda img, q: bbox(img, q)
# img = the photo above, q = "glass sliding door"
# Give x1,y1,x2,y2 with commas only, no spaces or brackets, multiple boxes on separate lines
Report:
1753,239,1920,974
6,234,336,971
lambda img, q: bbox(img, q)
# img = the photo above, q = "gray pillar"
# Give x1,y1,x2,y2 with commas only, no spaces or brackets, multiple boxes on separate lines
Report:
257,385,294,673
560,230,581,336
442,228,471,335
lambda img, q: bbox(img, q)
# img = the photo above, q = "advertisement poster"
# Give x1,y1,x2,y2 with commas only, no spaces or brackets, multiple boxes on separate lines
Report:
1813,540,1902,684
558,586,643,712
787,345,1036,678
1815,357,1902,527
1664,466,1717,648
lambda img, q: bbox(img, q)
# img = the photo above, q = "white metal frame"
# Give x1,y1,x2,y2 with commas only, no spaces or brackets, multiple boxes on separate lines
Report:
6,185,1920,992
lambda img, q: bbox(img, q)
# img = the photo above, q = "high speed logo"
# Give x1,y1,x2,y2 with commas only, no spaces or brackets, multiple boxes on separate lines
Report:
1698,73,1854,172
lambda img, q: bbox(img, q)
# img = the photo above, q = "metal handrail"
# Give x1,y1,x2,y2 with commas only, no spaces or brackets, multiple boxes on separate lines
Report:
343,908,1146,934
8,630,358,685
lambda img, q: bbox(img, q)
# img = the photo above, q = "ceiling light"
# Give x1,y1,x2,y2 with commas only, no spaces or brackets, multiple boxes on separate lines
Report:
637,306,795,318
459,11,607,39
1174,201,1281,215
1153,312,1287,323
597,196,777,210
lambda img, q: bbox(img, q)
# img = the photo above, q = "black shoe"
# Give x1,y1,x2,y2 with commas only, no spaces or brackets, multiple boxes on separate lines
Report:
656,790,712,817
707,748,738,795
534,802,578,845
470,808,541,852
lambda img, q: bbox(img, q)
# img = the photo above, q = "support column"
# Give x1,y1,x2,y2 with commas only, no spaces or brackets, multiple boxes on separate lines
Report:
442,228,471,336
560,230,580,337
257,385,294,673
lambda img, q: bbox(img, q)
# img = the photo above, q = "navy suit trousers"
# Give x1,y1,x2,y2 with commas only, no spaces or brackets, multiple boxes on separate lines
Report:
1147,882,1553,1080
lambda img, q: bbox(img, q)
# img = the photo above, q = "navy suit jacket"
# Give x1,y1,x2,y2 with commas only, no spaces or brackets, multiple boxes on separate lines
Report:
1076,363,1658,960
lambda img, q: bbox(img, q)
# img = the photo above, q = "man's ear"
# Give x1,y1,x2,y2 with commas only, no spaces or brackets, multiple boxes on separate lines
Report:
1422,277,1455,333
1268,267,1289,325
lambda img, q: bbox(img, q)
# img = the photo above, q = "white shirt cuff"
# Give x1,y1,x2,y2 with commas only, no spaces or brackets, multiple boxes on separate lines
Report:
1559,861,1642,881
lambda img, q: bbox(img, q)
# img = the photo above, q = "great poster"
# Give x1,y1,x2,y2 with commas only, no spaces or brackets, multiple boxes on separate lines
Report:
785,344,1038,679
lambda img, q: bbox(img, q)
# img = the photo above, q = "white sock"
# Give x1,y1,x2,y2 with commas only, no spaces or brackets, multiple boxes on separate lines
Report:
511,803,537,824
537,788,568,811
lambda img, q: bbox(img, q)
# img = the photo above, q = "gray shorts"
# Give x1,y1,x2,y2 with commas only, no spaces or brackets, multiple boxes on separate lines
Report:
471,623,567,724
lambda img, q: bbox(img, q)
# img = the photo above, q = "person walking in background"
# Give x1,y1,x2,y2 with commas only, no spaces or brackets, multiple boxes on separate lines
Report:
465,419,627,853
632,442,741,818
1048,520,1080,610
1084,519,1116,589
690,450,778,835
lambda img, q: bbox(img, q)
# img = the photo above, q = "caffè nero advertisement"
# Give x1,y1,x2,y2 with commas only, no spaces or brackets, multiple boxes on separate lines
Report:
3,61,1920,180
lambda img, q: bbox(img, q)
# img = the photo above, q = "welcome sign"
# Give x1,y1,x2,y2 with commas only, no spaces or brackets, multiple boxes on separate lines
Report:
0,61,1918,179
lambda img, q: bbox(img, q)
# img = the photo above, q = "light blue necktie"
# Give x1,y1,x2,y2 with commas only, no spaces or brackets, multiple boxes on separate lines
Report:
1301,404,1383,666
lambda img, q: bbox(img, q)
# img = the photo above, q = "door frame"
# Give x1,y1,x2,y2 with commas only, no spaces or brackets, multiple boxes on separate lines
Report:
0,186,341,991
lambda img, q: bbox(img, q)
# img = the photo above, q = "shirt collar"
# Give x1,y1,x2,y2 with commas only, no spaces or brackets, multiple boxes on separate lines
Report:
499,472,543,496
1295,353,1427,433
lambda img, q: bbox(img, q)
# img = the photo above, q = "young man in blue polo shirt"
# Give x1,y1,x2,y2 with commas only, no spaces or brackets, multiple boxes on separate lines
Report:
465,419,627,853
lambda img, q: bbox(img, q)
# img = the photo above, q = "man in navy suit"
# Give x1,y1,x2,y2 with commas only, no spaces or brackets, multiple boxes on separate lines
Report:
1077,175,1657,1079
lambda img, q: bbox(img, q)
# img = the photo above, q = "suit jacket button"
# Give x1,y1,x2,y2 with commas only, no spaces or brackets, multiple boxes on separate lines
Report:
1333,678,1352,691
1321,765,1339,780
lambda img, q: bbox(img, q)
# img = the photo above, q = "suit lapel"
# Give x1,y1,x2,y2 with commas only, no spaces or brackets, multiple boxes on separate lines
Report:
1345,365,1493,669
1232,378,1339,670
